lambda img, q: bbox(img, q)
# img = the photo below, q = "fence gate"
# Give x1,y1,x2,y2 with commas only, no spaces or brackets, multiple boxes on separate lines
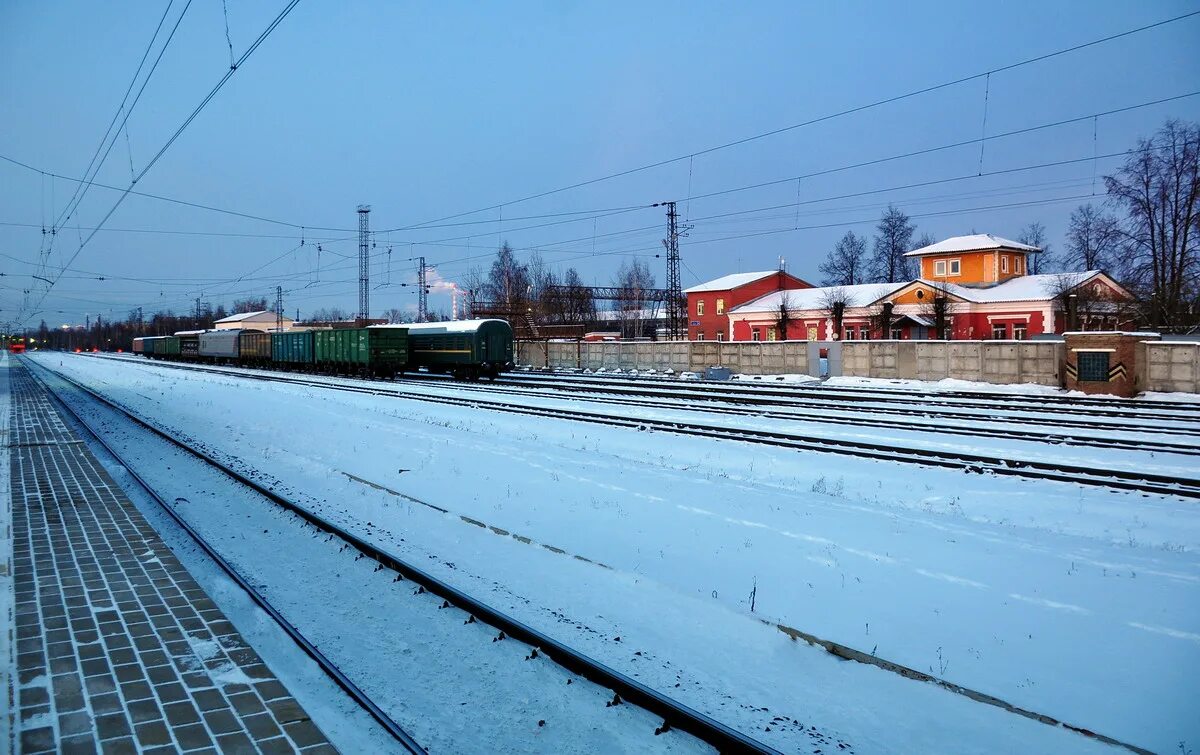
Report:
806,341,843,378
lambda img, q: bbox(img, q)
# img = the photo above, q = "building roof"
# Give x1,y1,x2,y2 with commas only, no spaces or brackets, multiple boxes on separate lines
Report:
213,310,289,323
729,282,908,314
903,233,1041,258
909,271,1106,303
684,271,782,294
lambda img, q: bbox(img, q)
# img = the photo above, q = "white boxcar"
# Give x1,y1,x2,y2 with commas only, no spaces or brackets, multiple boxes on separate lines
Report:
199,329,244,359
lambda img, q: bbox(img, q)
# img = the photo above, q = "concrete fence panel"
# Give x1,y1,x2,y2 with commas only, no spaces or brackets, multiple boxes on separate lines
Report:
1144,342,1200,393
947,342,983,381
914,342,949,381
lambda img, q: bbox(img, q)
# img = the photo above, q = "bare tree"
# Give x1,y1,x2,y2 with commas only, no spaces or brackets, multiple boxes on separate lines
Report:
613,258,657,338
460,265,486,318
309,307,349,322
232,297,268,314
870,205,917,283
1018,221,1055,274
1105,118,1200,329
559,267,596,324
819,231,868,286
774,291,795,340
918,281,956,339
1064,204,1121,272
1045,272,1140,332
382,307,410,324
819,287,852,340
483,242,531,311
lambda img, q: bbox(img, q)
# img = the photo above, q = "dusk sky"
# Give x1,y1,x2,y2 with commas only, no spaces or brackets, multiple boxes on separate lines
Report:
2,1,1198,327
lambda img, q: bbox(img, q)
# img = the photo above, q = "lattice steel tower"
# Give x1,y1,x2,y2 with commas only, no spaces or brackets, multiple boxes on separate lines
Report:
416,256,428,322
357,205,371,322
663,201,685,340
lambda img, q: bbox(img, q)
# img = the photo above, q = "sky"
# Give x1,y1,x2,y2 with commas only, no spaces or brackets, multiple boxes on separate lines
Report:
1,1,1198,328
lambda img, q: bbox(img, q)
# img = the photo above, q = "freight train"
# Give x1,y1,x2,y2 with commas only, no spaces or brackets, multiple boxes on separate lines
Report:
132,319,514,380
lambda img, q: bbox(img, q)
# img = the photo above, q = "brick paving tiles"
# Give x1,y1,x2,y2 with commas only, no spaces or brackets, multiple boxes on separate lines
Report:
5,359,337,753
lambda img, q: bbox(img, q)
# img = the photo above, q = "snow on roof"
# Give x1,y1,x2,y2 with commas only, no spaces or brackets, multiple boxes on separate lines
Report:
213,310,285,323
904,234,1040,258
918,271,1104,303
730,282,909,314
684,271,780,293
370,318,509,333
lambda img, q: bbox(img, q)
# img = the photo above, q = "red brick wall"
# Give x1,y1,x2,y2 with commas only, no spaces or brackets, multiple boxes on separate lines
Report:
688,271,812,340
1063,332,1156,396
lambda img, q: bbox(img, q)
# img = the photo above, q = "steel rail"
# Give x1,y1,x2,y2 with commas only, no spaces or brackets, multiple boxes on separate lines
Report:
79,356,1200,499
496,371,1200,421
28,357,780,755
23,359,428,754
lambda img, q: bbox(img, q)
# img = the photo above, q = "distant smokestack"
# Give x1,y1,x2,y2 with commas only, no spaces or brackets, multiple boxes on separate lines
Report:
778,256,786,272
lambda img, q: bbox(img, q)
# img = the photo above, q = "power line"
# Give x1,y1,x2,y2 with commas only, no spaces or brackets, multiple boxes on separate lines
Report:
52,0,182,232
389,9,1200,231
19,0,305,326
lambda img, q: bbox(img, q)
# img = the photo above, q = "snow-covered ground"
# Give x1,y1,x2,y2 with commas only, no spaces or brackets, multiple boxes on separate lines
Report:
29,353,1200,753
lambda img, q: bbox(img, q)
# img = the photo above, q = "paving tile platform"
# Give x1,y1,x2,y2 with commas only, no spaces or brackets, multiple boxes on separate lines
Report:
5,359,335,754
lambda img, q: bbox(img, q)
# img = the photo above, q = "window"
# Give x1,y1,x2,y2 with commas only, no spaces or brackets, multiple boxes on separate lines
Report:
767,328,776,341
890,328,903,339
949,259,960,275
1015,256,1023,274
1013,324,1027,340
697,300,705,316
860,327,871,340
934,260,946,276
806,326,818,341
1077,351,1110,382
992,324,1007,339
751,328,761,341
1001,256,1009,273
716,298,725,315
696,332,705,341
716,331,724,341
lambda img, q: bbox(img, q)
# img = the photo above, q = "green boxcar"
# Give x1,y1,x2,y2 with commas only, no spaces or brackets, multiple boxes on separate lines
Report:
405,319,514,379
313,327,408,376
271,330,315,366
145,336,180,357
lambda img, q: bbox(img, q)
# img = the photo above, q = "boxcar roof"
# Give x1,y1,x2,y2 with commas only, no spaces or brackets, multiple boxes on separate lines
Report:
371,319,509,334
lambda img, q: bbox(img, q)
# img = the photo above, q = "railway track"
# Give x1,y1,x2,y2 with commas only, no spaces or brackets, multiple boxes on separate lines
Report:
72,355,1200,499
499,370,1200,425
28,357,779,755
87,353,1200,452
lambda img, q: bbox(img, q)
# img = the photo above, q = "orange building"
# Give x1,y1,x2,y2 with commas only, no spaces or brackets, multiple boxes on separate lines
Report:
904,233,1037,285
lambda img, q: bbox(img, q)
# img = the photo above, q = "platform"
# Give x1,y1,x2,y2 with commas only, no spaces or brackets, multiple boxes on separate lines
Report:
5,358,334,754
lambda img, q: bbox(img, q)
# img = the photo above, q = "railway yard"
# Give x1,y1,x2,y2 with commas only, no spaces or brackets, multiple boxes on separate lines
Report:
5,350,1198,754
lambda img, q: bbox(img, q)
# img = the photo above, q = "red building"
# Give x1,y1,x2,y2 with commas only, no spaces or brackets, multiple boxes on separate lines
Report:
697,235,1135,341
684,270,812,341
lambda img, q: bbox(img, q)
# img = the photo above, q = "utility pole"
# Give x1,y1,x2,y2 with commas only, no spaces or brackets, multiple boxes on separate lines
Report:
357,205,371,323
661,201,688,340
416,256,428,322
275,285,283,331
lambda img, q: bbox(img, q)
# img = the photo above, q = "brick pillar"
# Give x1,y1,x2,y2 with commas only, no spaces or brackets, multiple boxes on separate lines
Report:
1063,331,1159,397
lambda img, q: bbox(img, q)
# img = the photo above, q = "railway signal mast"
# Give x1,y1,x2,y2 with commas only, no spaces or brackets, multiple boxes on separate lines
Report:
357,205,371,323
